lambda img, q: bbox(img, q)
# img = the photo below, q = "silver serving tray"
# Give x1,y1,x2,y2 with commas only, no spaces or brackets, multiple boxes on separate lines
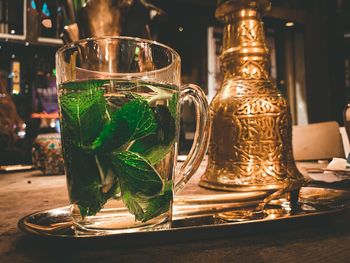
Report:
18,186,350,244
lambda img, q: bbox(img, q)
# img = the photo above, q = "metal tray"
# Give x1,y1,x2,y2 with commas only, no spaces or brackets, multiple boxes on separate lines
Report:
18,185,350,245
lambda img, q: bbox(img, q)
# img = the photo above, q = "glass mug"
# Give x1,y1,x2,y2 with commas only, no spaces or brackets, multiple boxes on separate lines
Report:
56,36,210,232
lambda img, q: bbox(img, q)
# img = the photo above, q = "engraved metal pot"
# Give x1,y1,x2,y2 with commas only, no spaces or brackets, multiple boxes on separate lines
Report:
199,0,305,192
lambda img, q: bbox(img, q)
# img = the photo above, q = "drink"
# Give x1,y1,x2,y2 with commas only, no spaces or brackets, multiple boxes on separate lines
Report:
58,79,179,230
56,36,210,233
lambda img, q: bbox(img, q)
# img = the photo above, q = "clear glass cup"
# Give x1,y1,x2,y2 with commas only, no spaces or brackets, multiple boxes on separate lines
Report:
56,36,210,232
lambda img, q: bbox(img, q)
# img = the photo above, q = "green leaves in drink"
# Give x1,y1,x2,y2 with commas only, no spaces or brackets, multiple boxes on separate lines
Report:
60,82,109,217
92,97,157,152
121,190,145,222
60,80,177,221
130,136,171,165
130,105,176,165
60,89,106,146
169,92,179,120
120,180,174,222
118,174,173,222
142,181,173,222
63,146,109,217
110,151,163,197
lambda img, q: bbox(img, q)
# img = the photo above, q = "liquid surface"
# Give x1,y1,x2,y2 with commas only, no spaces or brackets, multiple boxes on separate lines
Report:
58,79,179,229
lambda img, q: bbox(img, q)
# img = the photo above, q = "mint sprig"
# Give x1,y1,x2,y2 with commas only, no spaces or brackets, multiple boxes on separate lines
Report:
122,190,145,222
91,97,157,152
169,92,179,120
63,145,109,217
61,81,177,221
142,180,173,222
120,179,173,222
130,105,176,165
110,151,163,197
60,89,106,146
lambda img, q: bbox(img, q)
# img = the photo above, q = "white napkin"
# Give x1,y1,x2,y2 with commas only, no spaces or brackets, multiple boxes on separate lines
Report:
327,158,347,170
307,158,350,183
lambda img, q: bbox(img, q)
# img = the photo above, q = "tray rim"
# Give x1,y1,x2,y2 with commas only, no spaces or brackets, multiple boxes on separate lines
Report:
18,204,350,240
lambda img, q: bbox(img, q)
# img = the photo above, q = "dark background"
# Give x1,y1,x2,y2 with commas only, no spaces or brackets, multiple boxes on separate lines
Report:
1,0,350,161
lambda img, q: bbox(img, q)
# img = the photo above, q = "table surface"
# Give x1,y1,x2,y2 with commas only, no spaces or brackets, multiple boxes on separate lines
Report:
1,162,350,263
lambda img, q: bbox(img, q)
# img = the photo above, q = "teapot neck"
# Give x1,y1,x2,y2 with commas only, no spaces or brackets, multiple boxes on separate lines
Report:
221,8,270,80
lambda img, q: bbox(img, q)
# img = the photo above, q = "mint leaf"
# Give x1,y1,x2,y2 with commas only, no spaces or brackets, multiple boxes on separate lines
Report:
92,97,157,152
119,179,173,222
60,89,106,146
110,151,163,197
169,92,179,120
131,136,172,165
69,154,118,217
121,190,144,221
63,143,108,217
110,150,166,221
63,79,107,91
130,105,176,165
142,180,173,222
76,180,107,217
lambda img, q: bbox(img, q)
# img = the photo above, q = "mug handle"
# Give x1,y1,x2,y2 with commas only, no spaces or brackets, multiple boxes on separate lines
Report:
175,84,211,193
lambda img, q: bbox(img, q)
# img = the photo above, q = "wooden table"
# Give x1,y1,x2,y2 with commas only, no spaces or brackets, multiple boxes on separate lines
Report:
1,162,350,263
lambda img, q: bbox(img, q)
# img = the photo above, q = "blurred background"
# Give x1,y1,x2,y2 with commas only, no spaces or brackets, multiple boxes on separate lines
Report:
0,0,350,164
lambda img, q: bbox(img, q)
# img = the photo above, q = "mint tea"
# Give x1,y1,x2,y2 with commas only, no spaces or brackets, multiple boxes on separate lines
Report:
58,79,179,230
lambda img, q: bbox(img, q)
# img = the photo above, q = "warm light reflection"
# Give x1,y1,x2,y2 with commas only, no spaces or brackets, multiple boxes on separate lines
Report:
31,112,59,119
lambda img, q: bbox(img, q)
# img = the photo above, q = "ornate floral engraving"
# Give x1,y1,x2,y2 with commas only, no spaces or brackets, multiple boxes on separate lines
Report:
236,22,263,42
202,78,303,189
239,60,269,80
